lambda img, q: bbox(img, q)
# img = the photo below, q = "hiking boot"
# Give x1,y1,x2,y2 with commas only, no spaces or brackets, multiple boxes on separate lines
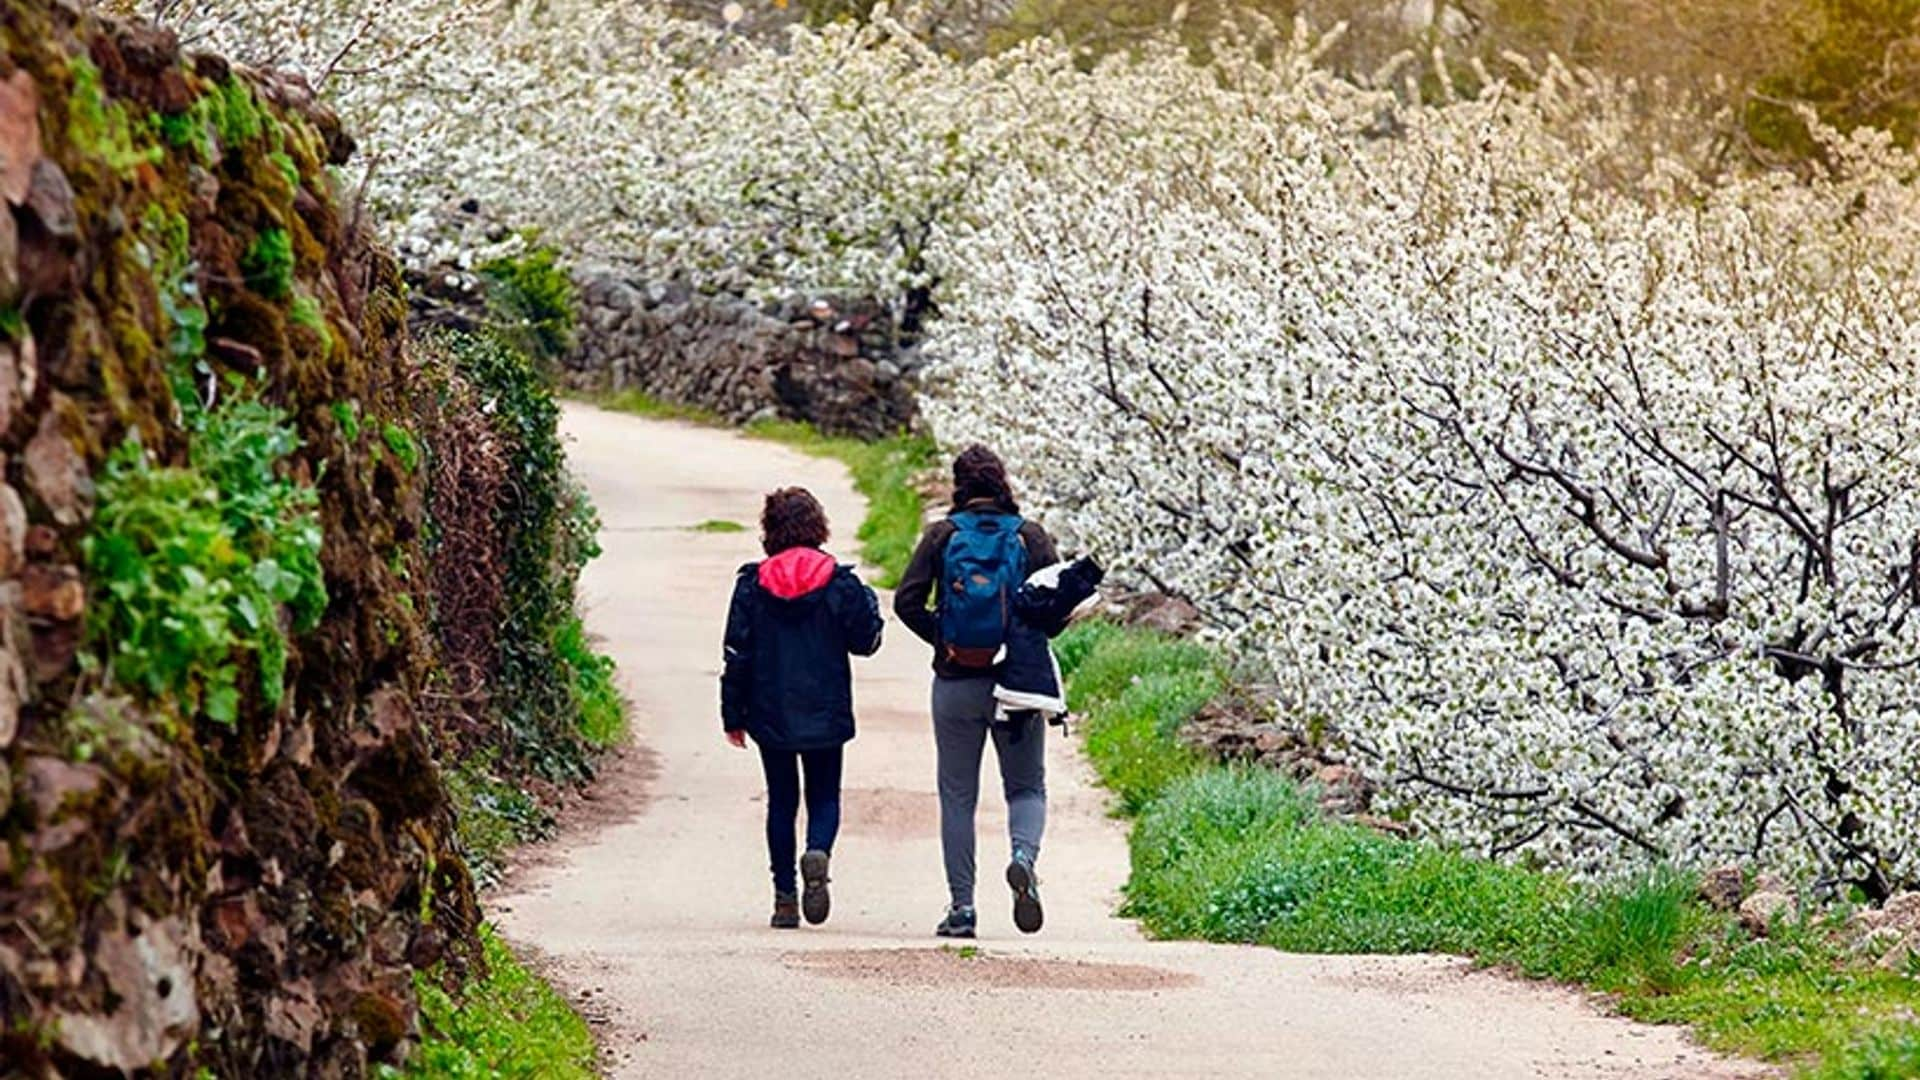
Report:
935,905,977,939
771,893,801,930
1008,851,1043,934
800,850,832,926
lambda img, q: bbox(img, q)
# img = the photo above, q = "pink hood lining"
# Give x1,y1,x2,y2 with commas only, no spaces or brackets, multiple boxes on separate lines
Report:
758,547,837,599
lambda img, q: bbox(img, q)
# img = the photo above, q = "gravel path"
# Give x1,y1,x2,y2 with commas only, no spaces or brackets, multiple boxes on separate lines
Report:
491,402,1770,1080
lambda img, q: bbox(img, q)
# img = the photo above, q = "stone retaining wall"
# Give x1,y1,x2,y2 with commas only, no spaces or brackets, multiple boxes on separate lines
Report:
564,275,922,440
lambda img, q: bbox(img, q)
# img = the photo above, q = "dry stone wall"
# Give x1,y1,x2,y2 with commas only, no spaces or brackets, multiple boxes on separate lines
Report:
564,274,922,440
1,4,481,1074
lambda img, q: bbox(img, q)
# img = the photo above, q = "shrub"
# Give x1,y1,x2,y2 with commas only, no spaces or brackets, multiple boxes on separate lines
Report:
441,333,610,778
481,246,577,364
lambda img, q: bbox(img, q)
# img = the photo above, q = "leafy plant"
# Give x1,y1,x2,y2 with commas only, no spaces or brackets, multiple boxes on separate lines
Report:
554,615,626,748
480,246,577,364
445,333,604,778
85,446,245,722
443,758,553,888
85,394,325,724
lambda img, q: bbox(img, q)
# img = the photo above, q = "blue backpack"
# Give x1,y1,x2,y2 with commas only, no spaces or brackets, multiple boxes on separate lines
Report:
939,511,1028,669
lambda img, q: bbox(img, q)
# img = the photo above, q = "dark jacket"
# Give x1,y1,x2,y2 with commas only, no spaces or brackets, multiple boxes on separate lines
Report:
996,557,1107,718
894,502,1059,679
722,547,884,751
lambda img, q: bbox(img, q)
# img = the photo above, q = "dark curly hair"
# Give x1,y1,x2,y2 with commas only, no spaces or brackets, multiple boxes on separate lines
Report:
761,487,830,555
951,444,1019,513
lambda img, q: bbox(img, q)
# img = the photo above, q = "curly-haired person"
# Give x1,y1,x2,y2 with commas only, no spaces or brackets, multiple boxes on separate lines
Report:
720,488,884,929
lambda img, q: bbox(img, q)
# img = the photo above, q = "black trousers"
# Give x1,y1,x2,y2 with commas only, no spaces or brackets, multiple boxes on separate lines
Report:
757,744,844,895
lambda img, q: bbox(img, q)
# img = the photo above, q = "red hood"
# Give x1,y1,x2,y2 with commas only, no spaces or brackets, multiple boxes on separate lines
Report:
758,547,836,600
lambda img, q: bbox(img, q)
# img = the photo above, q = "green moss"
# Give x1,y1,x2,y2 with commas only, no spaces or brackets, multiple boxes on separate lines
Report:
290,292,334,357
142,205,192,281
243,228,295,300
331,400,363,443
206,77,264,148
66,55,163,176
381,422,421,474
268,150,301,192
156,106,213,162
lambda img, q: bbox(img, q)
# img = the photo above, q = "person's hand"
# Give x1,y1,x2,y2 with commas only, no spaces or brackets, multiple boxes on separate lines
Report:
726,730,747,749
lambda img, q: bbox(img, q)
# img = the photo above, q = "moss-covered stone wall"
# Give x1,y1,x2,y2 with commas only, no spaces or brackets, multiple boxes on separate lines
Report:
1,2,482,1074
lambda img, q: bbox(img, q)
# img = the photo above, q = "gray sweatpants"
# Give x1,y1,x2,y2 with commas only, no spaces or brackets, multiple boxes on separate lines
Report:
932,676,1046,908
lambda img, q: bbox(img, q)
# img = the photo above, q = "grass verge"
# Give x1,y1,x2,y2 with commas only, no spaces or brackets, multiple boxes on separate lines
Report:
592,389,936,586
382,926,597,1080
1058,621,1920,1079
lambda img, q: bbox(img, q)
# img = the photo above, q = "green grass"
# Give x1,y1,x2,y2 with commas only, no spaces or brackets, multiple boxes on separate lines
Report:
594,389,723,425
691,519,748,533
554,614,627,748
382,926,596,1080
593,390,937,586
1057,621,1920,1078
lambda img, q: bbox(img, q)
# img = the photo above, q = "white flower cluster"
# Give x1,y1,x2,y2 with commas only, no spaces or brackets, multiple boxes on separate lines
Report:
142,0,1920,889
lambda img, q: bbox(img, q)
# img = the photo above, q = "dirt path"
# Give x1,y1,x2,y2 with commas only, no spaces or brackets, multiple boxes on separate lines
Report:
493,403,1768,1080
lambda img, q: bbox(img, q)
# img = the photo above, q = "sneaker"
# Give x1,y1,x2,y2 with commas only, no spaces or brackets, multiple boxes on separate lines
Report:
1007,851,1043,934
771,893,800,930
935,905,977,939
800,850,832,926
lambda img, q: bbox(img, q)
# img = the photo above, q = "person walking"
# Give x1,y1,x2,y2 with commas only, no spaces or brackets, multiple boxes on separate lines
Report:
895,445,1059,939
722,487,884,929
